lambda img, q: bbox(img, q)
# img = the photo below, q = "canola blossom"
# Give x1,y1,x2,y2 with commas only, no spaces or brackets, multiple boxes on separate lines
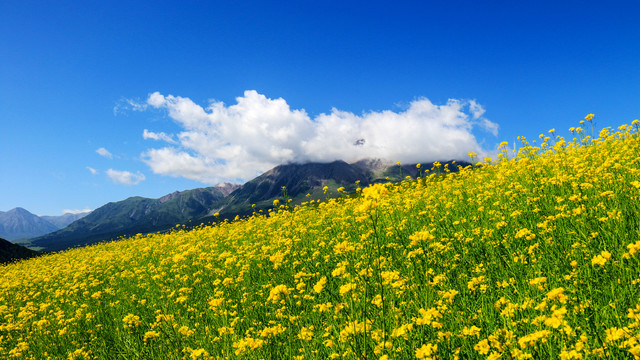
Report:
1,118,640,359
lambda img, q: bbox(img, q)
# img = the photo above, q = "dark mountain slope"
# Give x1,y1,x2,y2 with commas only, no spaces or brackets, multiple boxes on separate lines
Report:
0,237,39,264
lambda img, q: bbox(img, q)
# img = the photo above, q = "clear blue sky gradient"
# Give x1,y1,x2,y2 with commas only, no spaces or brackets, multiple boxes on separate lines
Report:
1,0,639,215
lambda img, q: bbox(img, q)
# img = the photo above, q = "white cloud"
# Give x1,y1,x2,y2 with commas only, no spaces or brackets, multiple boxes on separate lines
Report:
96,147,113,159
62,208,92,215
106,169,146,185
143,129,176,144
86,166,98,175
468,100,486,119
468,100,499,136
140,90,499,183
480,118,500,137
113,98,148,115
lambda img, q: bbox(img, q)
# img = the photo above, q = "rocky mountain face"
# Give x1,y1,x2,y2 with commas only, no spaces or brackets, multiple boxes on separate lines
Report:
214,183,241,197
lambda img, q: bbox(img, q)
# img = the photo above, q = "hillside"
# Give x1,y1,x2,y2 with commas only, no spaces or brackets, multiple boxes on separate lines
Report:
213,159,465,219
0,237,39,264
1,120,639,359
21,160,462,252
25,186,234,252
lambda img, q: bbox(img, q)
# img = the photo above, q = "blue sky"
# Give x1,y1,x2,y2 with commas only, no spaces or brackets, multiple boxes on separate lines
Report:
1,0,638,216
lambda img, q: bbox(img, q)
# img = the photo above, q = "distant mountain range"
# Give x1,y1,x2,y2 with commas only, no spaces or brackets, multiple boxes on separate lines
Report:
0,207,89,241
12,159,468,253
20,183,240,252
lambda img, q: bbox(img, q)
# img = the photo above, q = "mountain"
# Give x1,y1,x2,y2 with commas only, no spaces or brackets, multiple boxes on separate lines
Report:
213,182,241,196
215,160,371,216
21,160,466,253
211,159,468,219
41,211,91,229
0,207,59,241
25,185,238,252
0,237,39,264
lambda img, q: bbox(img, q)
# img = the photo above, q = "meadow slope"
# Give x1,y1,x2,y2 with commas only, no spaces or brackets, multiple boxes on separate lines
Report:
2,117,640,359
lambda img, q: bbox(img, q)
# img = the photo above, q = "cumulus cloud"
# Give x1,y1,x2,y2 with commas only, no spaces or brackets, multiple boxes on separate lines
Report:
96,147,113,159
86,167,98,175
137,90,499,183
106,169,146,185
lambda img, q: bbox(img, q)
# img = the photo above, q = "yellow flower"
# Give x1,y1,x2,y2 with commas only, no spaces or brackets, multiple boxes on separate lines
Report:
297,326,314,341
339,282,356,296
260,324,286,338
144,330,160,344
268,285,290,303
415,343,438,359
546,287,567,303
122,313,142,328
559,349,583,360
585,113,595,121
462,326,481,337
414,307,442,326
178,325,194,336
604,327,627,342
591,250,611,266
188,348,210,359
313,277,327,293
474,339,490,355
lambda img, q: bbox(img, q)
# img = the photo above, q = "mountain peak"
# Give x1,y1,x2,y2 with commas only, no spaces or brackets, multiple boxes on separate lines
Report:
351,158,394,172
214,182,241,197
159,191,181,204
8,207,31,214
0,208,59,241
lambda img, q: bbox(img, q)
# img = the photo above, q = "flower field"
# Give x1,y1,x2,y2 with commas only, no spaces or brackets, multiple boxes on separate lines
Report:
2,117,640,359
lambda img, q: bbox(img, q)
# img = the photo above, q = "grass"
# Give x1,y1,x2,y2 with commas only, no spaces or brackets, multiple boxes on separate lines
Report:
1,116,640,359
